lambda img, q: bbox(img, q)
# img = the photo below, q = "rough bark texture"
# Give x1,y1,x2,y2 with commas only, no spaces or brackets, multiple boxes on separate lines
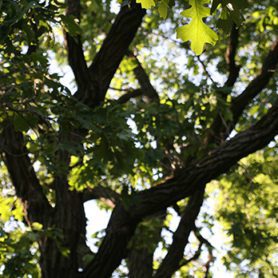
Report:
85,2,146,105
83,100,278,277
127,210,166,278
154,188,205,278
2,122,52,224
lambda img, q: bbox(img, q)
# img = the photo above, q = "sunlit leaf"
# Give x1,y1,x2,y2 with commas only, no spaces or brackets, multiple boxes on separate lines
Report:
177,0,218,55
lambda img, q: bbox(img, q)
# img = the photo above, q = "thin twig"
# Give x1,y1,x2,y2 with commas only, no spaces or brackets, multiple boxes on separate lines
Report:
197,56,218,86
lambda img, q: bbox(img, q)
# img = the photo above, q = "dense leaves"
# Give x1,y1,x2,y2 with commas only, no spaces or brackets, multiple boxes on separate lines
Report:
0,0,277,277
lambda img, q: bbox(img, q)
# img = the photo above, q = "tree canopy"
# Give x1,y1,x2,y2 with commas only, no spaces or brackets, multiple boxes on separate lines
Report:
0,0,277,277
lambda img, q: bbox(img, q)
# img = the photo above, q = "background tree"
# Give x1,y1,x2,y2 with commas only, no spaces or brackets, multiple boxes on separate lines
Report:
0,0,277,277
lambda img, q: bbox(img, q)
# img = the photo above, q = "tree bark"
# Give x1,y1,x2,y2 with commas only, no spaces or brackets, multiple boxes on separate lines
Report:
127,210,166,278
84,100,278,277
154,188,205,278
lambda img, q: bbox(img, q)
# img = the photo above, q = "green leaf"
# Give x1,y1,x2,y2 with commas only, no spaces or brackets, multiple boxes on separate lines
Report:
177,0,218,55
13,114,38,132
60,15,81,37
136,0,155,9
158,0,168,19
213,0,248,28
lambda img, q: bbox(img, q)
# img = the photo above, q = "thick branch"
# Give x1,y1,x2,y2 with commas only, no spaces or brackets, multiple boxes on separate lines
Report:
132,100,278,219
1,122,52,224
225,25,240,87
84,99,278,277
79,2,145,105
128,210,166,278
83,204,137,278
154,188,205,278
65,0,90,89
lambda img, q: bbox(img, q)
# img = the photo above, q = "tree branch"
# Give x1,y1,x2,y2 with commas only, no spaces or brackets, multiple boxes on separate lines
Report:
128,51,159,102
116,89,143,104
197,56,218,86
193,227,214,251
133,100,278,218
82,185,120,204
194,225,215,277
197,26,240,146
232,38,278,123
225,25,241,87
76,2,145,105
179,242,202,268
207,38,278,143
127,210,166,278
84,99,278,277
1,121,52,224
65,0,90,90
154,188,205,278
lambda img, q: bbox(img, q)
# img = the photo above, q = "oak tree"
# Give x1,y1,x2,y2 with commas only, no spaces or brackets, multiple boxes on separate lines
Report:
0,0,277,277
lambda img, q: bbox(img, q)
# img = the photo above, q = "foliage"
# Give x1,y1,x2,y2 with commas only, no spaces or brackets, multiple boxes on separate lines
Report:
206,149,278,277
0,0,277,277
